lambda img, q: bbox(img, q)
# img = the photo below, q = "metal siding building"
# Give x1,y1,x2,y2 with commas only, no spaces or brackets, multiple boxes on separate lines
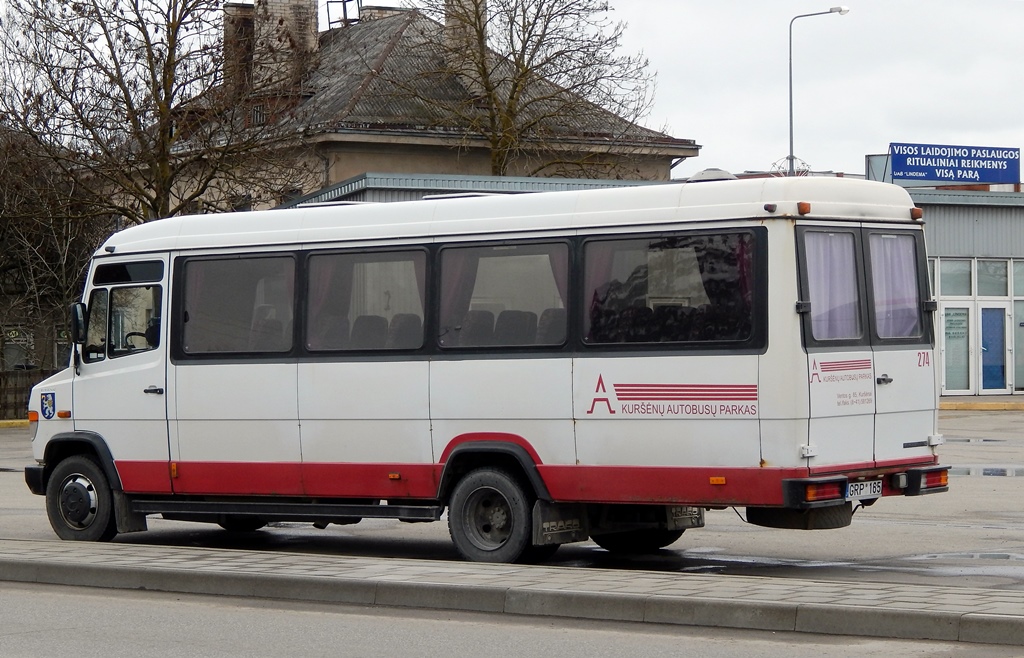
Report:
911,189,1024,396
278,172,663,207
914,190,1024,258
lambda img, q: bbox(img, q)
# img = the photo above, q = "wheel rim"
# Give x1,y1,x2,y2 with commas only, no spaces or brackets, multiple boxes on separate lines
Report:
57,473,99,529
461,485,514,552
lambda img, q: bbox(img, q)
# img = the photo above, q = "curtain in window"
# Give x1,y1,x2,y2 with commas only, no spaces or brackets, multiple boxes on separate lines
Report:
869,234,921,338
805,232,861,340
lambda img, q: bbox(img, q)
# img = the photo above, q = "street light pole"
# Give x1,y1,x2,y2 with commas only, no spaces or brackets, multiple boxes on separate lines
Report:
788,6,849,177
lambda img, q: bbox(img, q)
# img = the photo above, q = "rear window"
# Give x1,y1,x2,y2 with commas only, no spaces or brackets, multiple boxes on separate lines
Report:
868,233,922,339
803,231,862,341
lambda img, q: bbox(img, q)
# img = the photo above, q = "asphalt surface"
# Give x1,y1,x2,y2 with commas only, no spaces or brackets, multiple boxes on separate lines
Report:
2,399,1023,647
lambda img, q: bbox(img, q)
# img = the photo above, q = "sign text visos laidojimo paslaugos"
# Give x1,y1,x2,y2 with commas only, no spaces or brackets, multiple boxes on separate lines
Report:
889,142,1020,184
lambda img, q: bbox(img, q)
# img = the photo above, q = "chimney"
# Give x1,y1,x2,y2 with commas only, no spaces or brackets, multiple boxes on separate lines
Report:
444,0,487,97
360,6,408,21
252,0,320,91
223,2,255,97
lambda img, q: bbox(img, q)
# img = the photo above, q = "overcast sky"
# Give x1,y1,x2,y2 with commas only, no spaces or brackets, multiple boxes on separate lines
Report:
328,1,1024,178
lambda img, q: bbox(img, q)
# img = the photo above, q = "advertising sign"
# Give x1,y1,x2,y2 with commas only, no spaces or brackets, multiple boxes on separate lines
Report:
889,142,1020,184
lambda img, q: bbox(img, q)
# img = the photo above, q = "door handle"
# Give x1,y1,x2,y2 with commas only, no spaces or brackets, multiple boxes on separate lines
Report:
876,374,893,385
144,386,165,395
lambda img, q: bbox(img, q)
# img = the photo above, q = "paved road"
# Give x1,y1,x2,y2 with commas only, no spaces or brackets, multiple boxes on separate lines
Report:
5,582,1020,658
2,412,1023,646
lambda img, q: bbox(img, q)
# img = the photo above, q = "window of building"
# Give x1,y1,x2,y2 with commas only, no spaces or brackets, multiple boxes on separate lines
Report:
978,259,1008,297
939,259,972,296
1014,261,1024,298
251,104,267,126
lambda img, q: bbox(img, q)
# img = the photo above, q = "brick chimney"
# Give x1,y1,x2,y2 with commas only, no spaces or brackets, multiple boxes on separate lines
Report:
223,3,255,97
444,0,487,97
251,0,319,90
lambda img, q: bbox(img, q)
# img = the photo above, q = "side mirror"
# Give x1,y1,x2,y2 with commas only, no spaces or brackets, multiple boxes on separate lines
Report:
70,303,87,345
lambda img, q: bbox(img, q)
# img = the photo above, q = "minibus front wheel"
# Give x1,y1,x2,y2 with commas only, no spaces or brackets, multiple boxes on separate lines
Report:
45,454,118,542
448,467,532,563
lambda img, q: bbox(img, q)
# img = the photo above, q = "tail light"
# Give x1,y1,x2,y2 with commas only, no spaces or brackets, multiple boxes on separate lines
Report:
905,466,949,495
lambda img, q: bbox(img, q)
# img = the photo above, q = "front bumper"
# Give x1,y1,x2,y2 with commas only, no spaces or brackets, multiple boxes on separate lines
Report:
25,465,45,495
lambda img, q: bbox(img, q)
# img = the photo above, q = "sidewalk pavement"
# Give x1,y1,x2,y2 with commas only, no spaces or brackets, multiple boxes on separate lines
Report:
1,538,1022,646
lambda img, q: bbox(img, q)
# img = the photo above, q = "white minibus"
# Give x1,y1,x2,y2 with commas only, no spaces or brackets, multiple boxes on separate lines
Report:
26,174,949,562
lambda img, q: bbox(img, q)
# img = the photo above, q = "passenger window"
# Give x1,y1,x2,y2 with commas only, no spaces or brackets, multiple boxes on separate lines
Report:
306,250,425,351
869,233,922,339
438,243,568,348
583,233,754,344
181,256,294,354
803,231,862,341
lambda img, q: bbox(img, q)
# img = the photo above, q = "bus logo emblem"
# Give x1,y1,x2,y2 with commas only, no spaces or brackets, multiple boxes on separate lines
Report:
41,393,56,420
586,375,616,415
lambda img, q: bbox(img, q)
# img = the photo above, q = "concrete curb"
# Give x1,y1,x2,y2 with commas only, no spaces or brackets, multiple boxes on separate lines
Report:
1,555,1022,646
939,400,1024,411
0,420,28,429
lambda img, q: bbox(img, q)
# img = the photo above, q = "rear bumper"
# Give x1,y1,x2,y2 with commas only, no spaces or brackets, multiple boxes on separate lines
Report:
782,464,949,509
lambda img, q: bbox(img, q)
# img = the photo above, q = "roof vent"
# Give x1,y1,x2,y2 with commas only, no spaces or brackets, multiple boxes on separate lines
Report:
686,168,738,183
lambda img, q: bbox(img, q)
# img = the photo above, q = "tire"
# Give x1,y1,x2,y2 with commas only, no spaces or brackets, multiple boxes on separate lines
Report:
217,516,267,532
448,468,532,563
45,455,118,542
592,528,685,554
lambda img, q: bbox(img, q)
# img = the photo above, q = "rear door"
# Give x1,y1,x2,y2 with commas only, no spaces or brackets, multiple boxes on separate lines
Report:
797,227,875,469
864,228,937,464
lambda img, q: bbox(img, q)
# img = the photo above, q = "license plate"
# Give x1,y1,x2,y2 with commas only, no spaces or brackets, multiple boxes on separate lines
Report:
846,479,883,500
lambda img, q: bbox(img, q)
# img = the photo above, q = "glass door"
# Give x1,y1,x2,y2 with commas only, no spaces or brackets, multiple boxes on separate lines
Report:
979,303,1012,394
1015,301,1024,392
940,304,972,394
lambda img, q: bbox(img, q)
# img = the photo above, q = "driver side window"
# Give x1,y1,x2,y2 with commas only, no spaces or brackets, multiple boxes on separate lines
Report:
84,286,162,361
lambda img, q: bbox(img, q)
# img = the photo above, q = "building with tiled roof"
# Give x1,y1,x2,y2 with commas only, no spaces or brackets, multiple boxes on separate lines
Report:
222,0,700,205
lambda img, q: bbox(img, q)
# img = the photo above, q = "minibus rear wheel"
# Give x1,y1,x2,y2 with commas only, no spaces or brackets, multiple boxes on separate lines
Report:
45,455,117,542
448,467,532,563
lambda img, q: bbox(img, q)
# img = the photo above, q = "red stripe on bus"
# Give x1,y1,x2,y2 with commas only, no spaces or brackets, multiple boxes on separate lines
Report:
115,458,936,503
302,463,440,498
538,465,803,506
115,461,173,494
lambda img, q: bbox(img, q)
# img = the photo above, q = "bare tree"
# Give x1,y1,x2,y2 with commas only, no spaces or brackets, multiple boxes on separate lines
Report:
400,0,659,177
0,126,109,369
0,0,320,224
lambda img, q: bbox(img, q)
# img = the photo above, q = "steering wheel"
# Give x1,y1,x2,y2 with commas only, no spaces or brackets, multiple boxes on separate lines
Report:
125,331,146,349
